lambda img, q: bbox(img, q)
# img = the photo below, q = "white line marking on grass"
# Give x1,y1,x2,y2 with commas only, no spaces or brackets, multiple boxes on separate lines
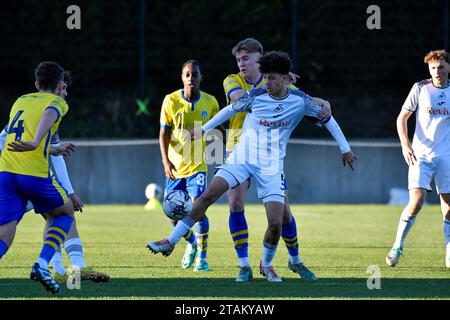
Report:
312,282,364,286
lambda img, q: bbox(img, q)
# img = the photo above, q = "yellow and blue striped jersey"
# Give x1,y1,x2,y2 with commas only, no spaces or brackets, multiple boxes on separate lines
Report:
0,92,69,178
223,73,297,151
160,89,219,178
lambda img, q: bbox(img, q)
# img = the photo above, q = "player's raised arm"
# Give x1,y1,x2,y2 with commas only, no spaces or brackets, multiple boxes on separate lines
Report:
311,97,331,119
322,116,358,170
190,93,253,140
228,88,246,102
302,93,357,170
8,108,59,152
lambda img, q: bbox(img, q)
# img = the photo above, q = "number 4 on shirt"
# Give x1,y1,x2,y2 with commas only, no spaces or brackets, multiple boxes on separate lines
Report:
8,110,25,141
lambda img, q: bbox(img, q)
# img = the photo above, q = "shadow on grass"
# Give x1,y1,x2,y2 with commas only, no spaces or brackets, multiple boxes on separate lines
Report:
0,278,449,299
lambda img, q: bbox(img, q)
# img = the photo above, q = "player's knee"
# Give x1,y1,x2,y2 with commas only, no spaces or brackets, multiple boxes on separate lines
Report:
408,200,424,214
267,220,282,232
200,188,219,207
48,203,75,218
229,198,245,212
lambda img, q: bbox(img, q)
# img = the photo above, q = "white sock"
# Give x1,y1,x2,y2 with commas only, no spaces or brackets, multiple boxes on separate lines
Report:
50,247,65,275
289,255,301,265
444,219,450,247
261,241,278,268
64,238,86,269
36,257,48,270
168,217,196,245
239,257,250,267
393,208,417,249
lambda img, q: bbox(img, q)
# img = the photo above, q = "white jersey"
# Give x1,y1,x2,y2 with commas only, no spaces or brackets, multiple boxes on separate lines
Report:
0,126,6,153
403,79,450,156
227,87,328,172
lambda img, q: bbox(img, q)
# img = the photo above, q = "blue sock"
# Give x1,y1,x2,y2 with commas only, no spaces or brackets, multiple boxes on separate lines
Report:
184,229,196,245
171,219,196,245
229,211,249,258
282,217,300,261
195,217,209,259
0,240,8,259
38,215,73,268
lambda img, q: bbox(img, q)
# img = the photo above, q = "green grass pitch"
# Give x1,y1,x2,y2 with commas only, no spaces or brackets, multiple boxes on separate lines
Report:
0,204,449,300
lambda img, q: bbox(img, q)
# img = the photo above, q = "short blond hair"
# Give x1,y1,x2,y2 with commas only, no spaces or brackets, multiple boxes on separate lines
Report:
231,38,263,56
424,50,449,64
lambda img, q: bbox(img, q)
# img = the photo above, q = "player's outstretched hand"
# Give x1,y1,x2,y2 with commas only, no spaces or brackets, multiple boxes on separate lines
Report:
50,143,75,156
70,193,84,212
288,72,300,84
342,151,358,171
163,160,176,180
7,140,38,152
401,144,417,166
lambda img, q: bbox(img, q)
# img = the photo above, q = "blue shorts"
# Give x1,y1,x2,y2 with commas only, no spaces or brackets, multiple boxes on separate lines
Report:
0,172,68,225
165,172,207,198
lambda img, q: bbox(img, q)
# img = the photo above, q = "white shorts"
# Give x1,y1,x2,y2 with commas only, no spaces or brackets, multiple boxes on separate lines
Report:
215,163,286,204
408,154,450,194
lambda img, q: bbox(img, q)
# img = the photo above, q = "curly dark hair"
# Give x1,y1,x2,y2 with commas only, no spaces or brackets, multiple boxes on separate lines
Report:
63,70,73,86
258,51,291,75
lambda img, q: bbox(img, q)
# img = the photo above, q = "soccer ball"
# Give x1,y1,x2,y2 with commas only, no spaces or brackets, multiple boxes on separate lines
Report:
162,190,193,221
145,183,162,200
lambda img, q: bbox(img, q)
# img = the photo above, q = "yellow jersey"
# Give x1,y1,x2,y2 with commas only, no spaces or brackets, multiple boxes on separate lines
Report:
0,92,69,178
160,89,219,178
223,73,264,152
223,73,297,151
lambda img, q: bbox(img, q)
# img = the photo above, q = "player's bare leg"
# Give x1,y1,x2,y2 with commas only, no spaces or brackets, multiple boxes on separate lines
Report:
439,193,450,268
386,188,426,267
259,201,283,282
0,220,18,260
147,176,229,255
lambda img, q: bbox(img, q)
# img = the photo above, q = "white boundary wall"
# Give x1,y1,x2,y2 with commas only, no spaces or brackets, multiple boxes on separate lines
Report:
63,139,440,204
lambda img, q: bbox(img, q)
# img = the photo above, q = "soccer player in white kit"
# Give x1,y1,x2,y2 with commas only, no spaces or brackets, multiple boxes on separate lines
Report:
148,51,356,281
386,50,450,269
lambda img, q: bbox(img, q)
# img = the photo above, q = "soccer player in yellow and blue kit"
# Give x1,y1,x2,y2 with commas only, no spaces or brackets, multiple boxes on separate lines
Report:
0,62,75,294
155,60,219,272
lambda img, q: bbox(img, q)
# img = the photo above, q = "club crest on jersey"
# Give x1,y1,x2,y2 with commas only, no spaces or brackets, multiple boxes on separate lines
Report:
273,104,283,113
438,92,446,100
201,111,208,119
